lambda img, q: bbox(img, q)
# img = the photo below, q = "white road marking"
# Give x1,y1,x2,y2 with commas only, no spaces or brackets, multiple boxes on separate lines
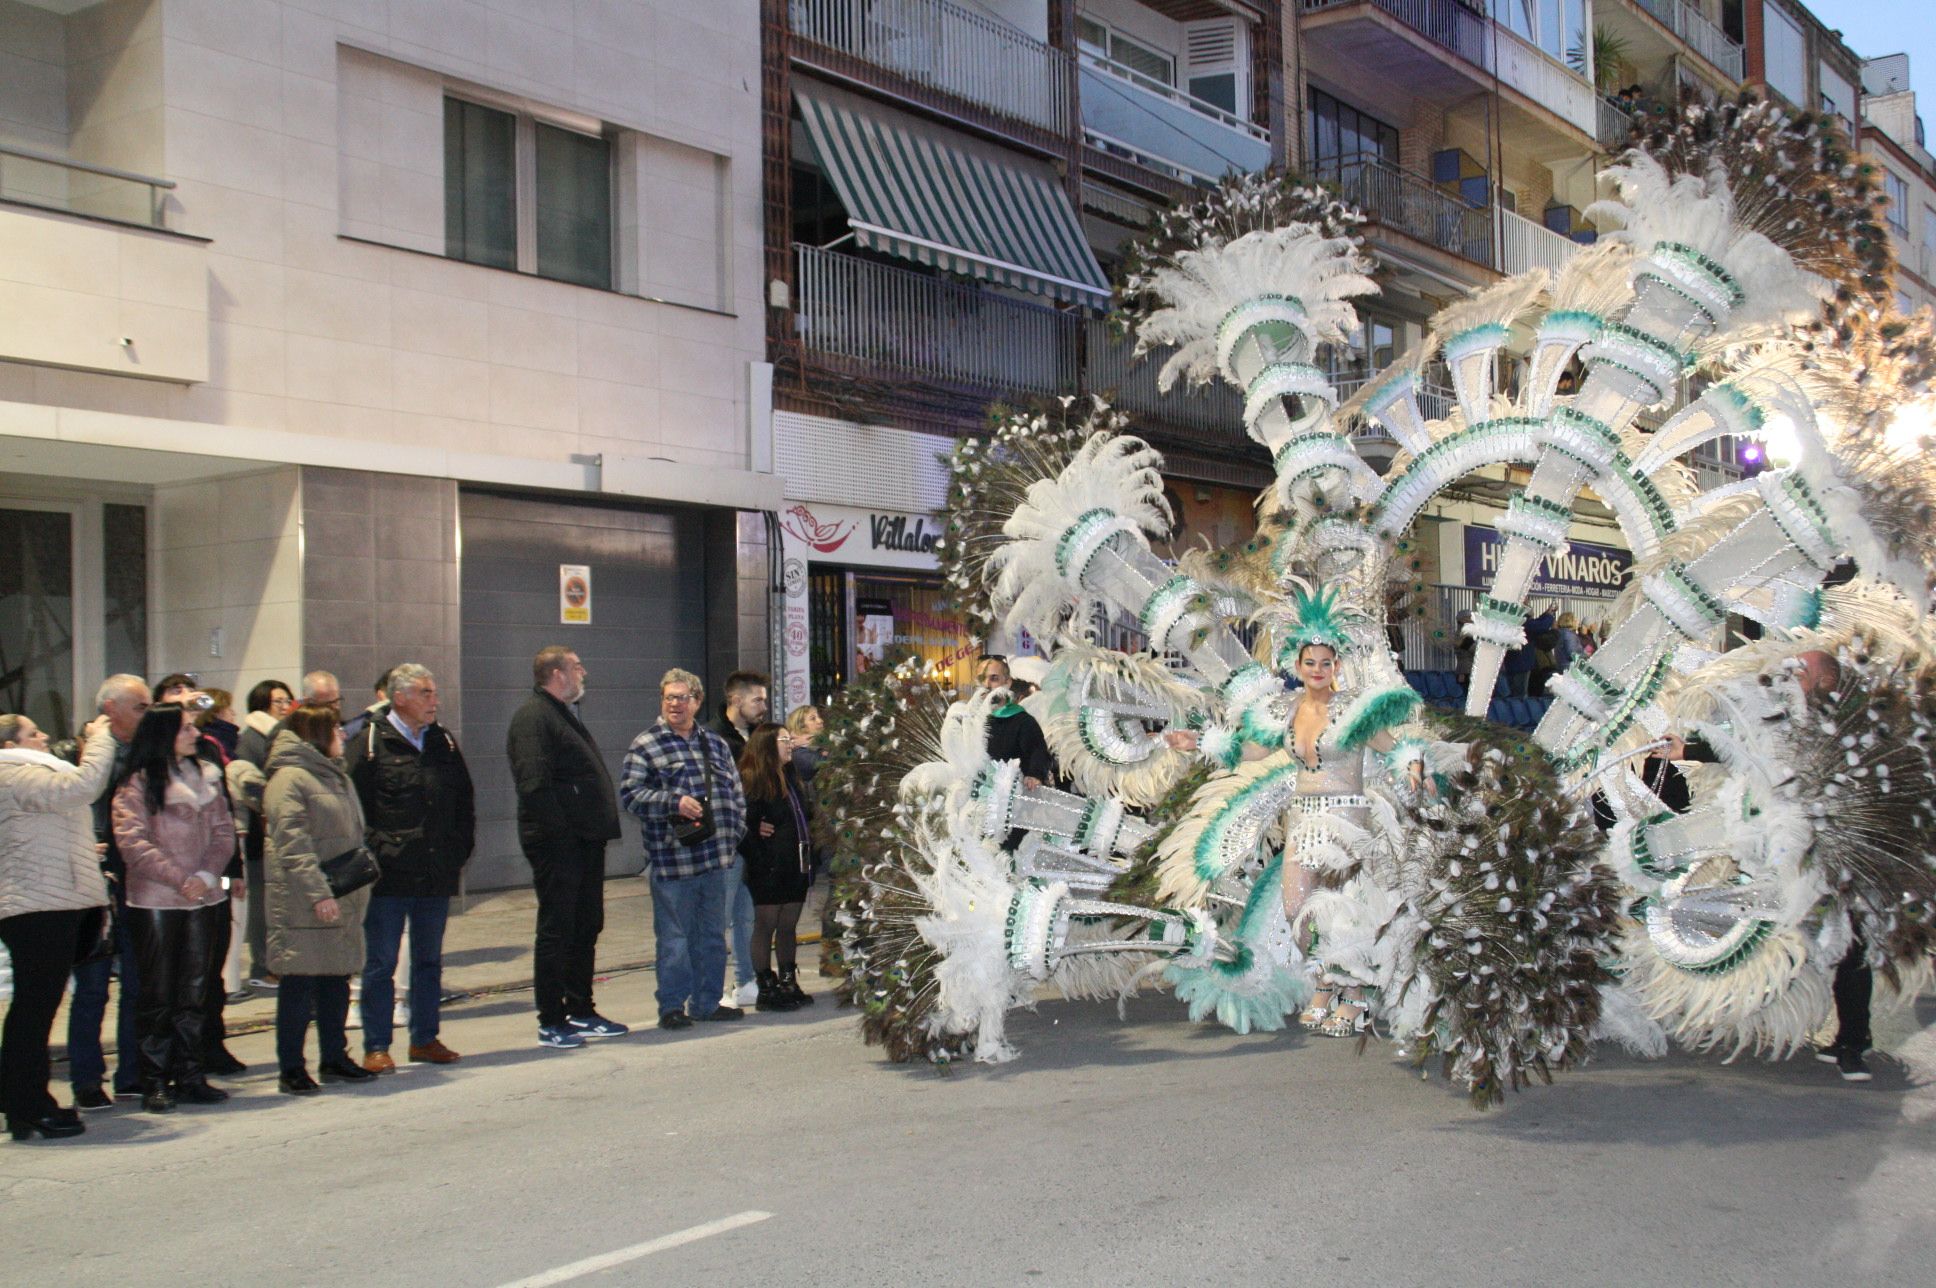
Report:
496,1211,774,1287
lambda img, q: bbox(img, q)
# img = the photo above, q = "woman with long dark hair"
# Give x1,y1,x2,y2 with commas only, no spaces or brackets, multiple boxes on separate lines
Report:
736,723,815,1011
110,703,238,1111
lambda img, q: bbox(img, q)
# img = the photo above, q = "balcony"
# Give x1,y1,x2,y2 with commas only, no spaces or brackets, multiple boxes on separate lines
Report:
1497,207,1580,277
1085,318,1247,442
792,244,1250,444
795,243,1073,395
1327,157,1494,269
789,0,1071,135
1597,98,1634,151
1300,0,1489,71
1625,0,1744,81
1492,24,1597,140
0,148,207,384
1078,51,1271,183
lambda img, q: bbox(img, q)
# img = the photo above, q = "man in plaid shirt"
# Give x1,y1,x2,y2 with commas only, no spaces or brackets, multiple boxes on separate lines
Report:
619,668,748,1030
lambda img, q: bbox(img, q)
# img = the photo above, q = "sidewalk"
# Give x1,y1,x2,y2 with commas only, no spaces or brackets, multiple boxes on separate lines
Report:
49,875,830,1059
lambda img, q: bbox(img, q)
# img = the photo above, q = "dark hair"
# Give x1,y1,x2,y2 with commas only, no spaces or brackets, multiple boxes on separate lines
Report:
246,680,292,714
723,670,769,702
532,645,576,687
736,722,787,801
153,672,198,698
118,703,195,816
375,668,394,697
283,704,340,755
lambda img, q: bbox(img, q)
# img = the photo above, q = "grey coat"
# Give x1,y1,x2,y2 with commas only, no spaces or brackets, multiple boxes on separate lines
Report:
262,731,369,977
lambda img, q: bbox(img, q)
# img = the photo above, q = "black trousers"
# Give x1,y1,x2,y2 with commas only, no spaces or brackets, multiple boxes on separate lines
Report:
202,898,233,1055
0,909,85,1119
126,903,225,1089
1832,932,1873,1054
276,974,350,1072
526,837,607,1028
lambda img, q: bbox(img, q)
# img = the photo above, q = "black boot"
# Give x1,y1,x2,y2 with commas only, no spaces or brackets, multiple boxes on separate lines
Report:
778,967,813,1008
755,970,798,1012
140,1080,177,1114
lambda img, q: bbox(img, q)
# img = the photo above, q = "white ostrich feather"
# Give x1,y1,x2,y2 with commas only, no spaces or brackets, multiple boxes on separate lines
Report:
1037,642,1206,807
1136,225,1376,391
989,433,1171,641
899,690,1000,811
907,816,1034,1064
1619,921,1832,1060
1593,981,1670,1059
1153,754,1295,908
1586,154,1828,332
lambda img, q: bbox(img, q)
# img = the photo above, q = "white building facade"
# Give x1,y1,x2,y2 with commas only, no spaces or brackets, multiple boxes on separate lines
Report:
0,0,777,887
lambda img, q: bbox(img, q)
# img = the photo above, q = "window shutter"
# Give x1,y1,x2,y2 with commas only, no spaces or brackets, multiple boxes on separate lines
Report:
1182,18,1247,118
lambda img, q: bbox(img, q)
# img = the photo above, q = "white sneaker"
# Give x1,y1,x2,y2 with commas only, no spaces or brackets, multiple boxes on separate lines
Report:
734,980,759,1007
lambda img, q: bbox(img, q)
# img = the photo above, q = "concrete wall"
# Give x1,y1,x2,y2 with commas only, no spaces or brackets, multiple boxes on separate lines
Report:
152,464,302,701
299,465,463,736
0,0,68,154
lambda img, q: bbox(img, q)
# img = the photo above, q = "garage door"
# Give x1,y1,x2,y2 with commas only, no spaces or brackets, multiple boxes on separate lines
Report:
460,491,709,889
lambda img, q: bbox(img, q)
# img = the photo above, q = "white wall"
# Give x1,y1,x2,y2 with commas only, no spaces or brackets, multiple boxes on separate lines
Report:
152,464,302,701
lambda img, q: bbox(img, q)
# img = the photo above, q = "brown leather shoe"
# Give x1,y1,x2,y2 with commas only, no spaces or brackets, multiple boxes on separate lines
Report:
408,1040,461,1065
361,1051,397,1075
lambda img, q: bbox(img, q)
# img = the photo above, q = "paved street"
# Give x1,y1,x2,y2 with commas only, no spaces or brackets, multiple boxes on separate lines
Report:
6,949,1934,1288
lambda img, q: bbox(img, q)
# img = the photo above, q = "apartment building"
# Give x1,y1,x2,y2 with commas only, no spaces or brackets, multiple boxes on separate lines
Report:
0,0,774,888
1859,55,1936,316
764,0,1285,707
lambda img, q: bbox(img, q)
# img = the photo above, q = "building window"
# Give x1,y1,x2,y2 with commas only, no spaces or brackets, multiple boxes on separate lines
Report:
1308,88,1399,182
1763,6,1807,108
1883,170,1909,234
1489,0,1584,65
444,96,613,289
1078,15,1176,88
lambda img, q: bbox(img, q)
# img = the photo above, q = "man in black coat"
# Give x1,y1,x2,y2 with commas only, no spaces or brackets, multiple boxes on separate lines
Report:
977,656,1052,785
347,663,475,1072
505,646,625,1049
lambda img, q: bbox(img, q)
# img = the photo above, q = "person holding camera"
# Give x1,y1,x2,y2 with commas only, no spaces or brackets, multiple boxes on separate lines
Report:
619,669,748,1031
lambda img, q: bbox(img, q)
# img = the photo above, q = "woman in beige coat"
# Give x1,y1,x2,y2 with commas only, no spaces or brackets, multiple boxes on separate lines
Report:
1,712,113,1140
263,706,376,1094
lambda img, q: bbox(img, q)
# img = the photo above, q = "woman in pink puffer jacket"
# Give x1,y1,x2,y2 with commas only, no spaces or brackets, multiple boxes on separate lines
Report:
111,703,237,1113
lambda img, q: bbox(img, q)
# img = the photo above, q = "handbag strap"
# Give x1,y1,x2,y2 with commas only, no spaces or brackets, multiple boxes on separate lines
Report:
694,732,717,805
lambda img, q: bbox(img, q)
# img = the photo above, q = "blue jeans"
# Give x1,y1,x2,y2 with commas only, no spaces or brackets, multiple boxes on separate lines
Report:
68,889,140,1094
361,895,450,1051
651,865,726,1018
722,859,755,988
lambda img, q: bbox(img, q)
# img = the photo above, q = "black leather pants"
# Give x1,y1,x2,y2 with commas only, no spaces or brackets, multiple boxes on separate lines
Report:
126,904,225,1089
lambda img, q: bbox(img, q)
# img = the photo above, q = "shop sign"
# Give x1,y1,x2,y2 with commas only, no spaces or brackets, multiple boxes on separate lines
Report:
1463,526,1630,596
558,564,592,624
779,501,943,570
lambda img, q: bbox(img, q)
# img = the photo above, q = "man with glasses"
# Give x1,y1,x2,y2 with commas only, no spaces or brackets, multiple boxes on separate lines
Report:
620,669,748,1030
506,646,625,1049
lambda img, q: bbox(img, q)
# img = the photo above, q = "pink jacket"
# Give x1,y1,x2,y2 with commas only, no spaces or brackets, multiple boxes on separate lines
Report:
111,759,235,910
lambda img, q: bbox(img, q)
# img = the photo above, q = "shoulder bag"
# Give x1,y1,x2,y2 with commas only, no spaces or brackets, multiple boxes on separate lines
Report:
671,735,717,848
320,844,381,897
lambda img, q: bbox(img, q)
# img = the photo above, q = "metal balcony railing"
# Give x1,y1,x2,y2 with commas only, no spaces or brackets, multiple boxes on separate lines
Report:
1300,0,1491,71
1497,207,1580,276
1324,157,1494,268
1084,318,1248,442
0,143,174,229
1629,0,1744,81
1077,50,1266,142
788,0,1070,133
794,243,1076,394
1597,98,1634,150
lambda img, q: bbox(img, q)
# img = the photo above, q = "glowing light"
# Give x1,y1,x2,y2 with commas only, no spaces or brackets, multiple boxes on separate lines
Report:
1884,398,1936,454
1759,414,1802,467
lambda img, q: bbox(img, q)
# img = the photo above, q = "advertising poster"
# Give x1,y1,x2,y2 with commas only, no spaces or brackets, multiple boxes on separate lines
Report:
558,564,591,624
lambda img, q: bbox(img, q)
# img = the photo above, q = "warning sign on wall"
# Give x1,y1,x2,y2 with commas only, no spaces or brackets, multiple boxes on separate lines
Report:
559,564,592,624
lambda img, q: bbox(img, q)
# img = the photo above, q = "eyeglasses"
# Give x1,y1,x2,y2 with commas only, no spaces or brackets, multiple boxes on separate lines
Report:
776,733,795,744
663,694,695,705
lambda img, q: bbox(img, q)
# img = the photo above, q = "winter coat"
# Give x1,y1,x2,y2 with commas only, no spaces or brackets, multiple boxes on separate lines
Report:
346,714,476,898
505,689,621,851
738,764,813,905
0,733,115,920
111,758,235,911
1504,611,1555,677
262,731,369,976
236,710,279,769
235,709,281,863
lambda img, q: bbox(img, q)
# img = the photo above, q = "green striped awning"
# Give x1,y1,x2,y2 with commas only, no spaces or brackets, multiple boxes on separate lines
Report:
796,84,1110,308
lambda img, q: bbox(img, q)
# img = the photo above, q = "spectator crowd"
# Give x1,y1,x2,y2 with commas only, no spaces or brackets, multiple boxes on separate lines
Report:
0,649,828,1142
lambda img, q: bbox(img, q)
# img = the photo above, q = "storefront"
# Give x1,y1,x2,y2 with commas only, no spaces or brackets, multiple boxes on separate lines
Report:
778,499,977,712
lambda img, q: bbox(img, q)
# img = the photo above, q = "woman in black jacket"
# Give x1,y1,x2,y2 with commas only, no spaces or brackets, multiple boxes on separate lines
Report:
736,724,813,1012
